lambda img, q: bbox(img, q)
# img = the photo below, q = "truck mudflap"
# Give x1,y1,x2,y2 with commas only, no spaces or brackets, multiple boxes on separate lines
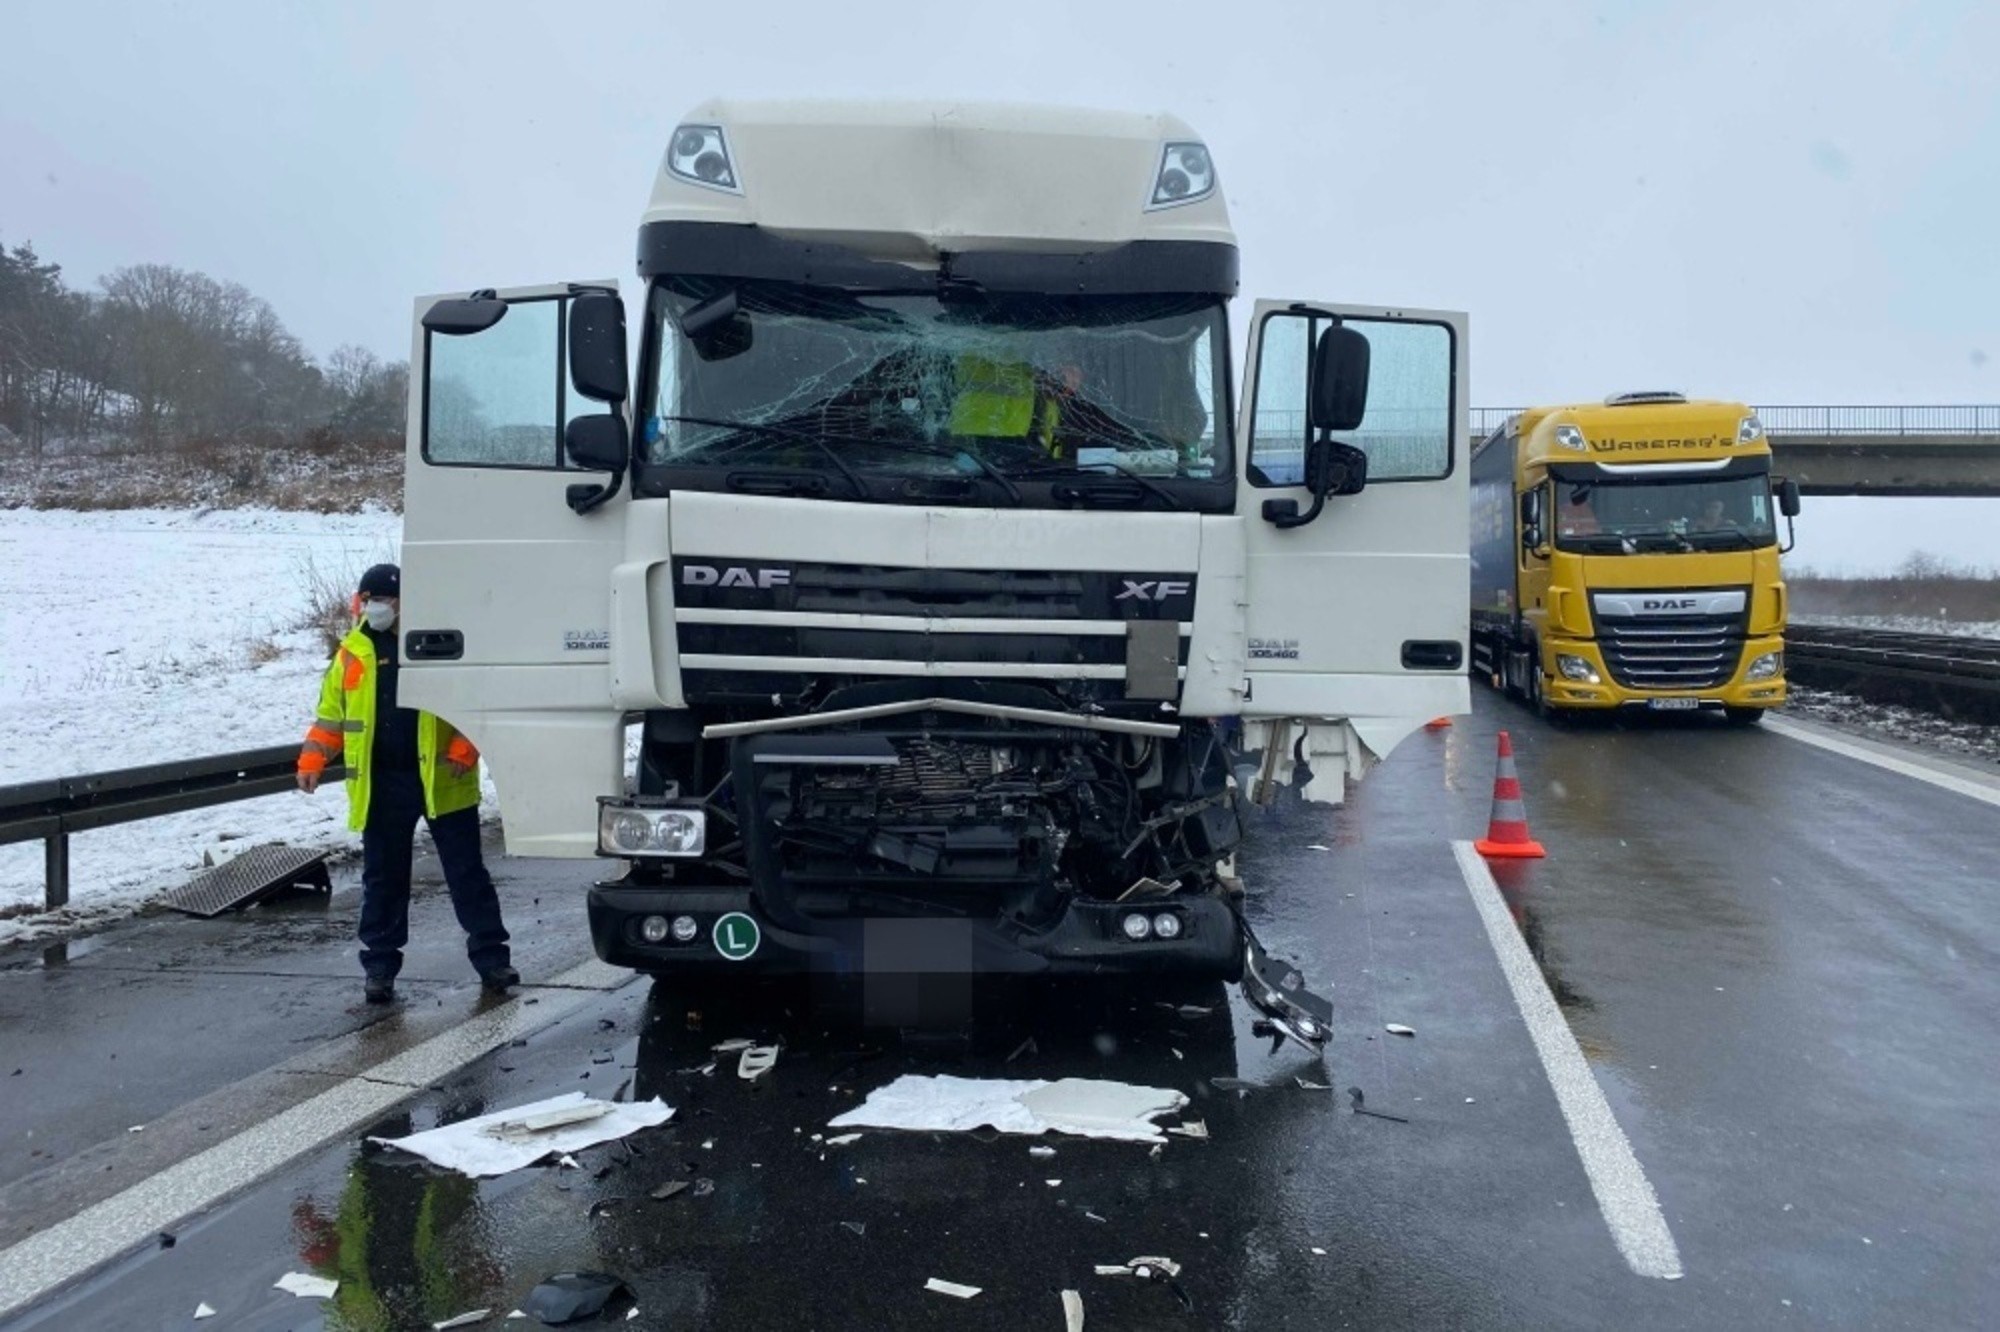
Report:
1237,919,1334,1052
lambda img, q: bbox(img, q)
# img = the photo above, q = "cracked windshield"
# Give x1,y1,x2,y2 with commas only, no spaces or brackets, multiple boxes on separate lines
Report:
642,281,1225,493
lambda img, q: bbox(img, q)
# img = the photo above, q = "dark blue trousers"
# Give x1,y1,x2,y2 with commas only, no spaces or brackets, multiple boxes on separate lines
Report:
359,768,510,980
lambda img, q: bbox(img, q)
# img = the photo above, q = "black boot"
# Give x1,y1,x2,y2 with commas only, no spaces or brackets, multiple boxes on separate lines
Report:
364,974,396,1004
479,965,520,994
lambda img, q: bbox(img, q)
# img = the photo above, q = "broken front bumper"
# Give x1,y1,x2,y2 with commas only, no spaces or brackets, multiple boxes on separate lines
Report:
587,880,1245,980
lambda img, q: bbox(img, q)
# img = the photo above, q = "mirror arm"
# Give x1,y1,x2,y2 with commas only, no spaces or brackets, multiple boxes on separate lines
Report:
1266,489,1328,530
1779,512,1796,555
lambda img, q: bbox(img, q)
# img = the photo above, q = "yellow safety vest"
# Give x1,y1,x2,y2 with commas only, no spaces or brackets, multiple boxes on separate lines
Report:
298,624,482,831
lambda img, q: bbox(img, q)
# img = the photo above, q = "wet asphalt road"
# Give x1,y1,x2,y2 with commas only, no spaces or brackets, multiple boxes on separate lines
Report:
3,691,1999,1329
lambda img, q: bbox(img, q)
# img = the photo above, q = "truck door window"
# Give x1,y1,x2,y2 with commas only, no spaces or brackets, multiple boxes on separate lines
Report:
1247,313,1454,486
424,297,565,468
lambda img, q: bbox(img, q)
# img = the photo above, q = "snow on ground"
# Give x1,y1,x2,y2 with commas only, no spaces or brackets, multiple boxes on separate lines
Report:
0,508,406,940
1786,686,2000,768
1793,613,2000,640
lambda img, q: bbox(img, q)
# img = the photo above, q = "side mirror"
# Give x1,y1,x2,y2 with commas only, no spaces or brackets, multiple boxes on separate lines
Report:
1309,323,1370,431
423,297,507,336
679,290,755,363
1778,477,1802,517
566,414,629,470
1518,491,1541,526
568,292,628,404
1308,438,1368,497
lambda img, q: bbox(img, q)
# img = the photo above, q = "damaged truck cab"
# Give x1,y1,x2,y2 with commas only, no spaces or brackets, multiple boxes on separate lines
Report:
398,101,1468,1020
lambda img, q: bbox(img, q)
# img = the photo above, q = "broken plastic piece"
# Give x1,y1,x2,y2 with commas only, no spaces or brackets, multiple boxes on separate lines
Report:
651,1181,688,1201
691,1178,715,1197
1296,1077,1332,1091
1029,1145,1057,1158
824,1132,862,1146
1095,1256,1181,1279
1310,1247,1327,1256
1084,1210,1108,1223
557,1155,581,1171
489,1102,615,1141
1166,1120,1209,1140
1384,1023,1415,1037
738,1045,779,1081
370,1093,673,1178
830,1075,1187,1144
194,1304,216,1320
841,1220,867,1236
273,1272,339,1299
925,1278,982,1299
433,1310,492,1330
1115,876,1176,902
522,1272,628,1325
1062,1289,1085,1332
712,1037,754,1053
1238,924,1333,1052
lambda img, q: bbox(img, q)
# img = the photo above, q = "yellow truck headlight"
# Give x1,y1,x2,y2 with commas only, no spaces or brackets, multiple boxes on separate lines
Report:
1745,651,1783,682
1554,425,1588,452
598,800,707,857
1737,413,1765,445
1556,654,1601,684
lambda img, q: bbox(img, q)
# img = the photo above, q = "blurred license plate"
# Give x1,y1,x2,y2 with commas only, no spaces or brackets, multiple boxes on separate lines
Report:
1648,698,1701,711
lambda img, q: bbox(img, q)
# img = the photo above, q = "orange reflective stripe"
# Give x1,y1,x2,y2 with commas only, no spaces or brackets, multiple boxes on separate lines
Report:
340,650,367,691
305,724,342,747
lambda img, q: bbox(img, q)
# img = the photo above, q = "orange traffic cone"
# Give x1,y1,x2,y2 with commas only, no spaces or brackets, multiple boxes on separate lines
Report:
1474,730,1545,859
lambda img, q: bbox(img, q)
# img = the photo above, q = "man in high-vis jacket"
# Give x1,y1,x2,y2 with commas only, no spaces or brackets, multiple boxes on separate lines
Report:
297,564,514,1004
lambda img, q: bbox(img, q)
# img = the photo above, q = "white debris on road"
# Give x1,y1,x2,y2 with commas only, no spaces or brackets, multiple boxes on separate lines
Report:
193,1304,216,1320
829,1075,1187,1144
738,1045,779,1081
433,1311,492,1330
925,1278,982,1299
370,1092,673,1177
1094,1256,1181,1279
273,1272,339,1299
1385,1023,1416,1037
1061,1288,1085,1331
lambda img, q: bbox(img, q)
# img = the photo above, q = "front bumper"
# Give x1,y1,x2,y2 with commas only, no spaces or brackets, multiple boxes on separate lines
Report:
588,879,1246,979
1540,636,1788,711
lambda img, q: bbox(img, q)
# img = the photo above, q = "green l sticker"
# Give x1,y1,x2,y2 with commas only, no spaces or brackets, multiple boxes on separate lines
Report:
712,911,761,962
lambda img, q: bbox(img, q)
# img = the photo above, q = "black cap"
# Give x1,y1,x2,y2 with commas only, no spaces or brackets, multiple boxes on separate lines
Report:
357,563,401,599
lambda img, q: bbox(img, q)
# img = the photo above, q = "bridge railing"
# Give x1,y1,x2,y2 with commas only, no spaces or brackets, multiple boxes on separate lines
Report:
1468,405,2000,437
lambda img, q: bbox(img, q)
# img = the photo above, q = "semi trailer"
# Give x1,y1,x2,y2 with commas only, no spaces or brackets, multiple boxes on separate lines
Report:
1469,392,1801,722
396,100,1470,1042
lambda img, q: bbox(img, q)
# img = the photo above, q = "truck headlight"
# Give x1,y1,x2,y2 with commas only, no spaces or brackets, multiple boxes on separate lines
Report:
1556,654,1600,684
598,800,707,857
1737,413,1765,445
1745,651,1783,681
1553,424,1588,452
666,123,740,193
1147,141,1215,210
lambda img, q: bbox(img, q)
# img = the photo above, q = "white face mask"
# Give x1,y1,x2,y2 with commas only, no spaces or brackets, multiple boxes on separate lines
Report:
361,601,397,632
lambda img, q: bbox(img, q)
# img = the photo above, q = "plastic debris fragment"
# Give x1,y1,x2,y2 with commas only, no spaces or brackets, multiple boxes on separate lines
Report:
651,1181,688,1201
738,1045,779,1081
433,1310,492,1330
1061,1289,1085,1332
522,1272,628,1325
824,1132,862,1146
830,1074,1186,1144
369,1093,672,1177
273,1273,339,1299
1095,1256,1181,1279
1166,1120,1208,1140
712,1038,754,1053
1029,1146,1057,1158
841,1220,867,1236
925,1278,982,1299
1384,1024,1415,1037
193,1304,216,1320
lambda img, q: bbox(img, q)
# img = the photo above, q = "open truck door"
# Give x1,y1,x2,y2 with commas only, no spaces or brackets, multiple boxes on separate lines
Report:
398,282,632,856
1234,301,1470,801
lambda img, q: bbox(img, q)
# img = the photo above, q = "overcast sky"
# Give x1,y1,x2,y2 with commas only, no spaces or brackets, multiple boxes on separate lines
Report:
4,0,1996,572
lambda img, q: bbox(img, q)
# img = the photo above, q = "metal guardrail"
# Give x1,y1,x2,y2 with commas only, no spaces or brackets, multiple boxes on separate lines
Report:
1786,625,2000,721
0,746,341,913
1471,405,2000,438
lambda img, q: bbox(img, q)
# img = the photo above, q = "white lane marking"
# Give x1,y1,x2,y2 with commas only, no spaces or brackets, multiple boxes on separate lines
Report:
0,958,632,1320
1452,841,1684,1280
1765,715,2000,810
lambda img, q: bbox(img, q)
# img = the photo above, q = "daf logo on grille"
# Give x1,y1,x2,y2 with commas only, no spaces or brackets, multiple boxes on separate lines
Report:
682,564,792,589
1643,598,1698,611
1116,579,1191,602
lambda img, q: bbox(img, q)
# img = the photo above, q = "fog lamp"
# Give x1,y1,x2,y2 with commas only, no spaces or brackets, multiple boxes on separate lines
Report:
1151,913,1184,941
1121,913,1154,941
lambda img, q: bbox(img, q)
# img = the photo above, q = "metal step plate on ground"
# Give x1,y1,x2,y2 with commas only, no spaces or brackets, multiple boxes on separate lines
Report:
159,845,332,918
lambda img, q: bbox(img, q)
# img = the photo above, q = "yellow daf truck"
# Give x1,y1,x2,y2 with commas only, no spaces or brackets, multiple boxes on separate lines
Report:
1469,392,1801,723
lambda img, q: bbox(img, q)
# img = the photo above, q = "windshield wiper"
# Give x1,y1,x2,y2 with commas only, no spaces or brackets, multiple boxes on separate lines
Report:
1689,525,1761,550
660,414,1021,504
1004,460,1189,511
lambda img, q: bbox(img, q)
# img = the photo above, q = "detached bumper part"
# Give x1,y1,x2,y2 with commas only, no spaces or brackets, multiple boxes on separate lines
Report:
1238,922,1333,1051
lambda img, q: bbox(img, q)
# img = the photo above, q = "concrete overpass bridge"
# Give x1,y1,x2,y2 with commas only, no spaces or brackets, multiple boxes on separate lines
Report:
1470,405,2000,497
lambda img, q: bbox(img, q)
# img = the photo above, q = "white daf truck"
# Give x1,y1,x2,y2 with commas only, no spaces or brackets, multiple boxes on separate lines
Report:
400,101,1467,1043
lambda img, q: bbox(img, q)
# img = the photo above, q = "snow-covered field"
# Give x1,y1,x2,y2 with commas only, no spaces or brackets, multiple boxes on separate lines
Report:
0,508,404,939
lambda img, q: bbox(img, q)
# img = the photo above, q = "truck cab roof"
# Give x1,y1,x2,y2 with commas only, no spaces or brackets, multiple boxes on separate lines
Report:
1506,396,1765,470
